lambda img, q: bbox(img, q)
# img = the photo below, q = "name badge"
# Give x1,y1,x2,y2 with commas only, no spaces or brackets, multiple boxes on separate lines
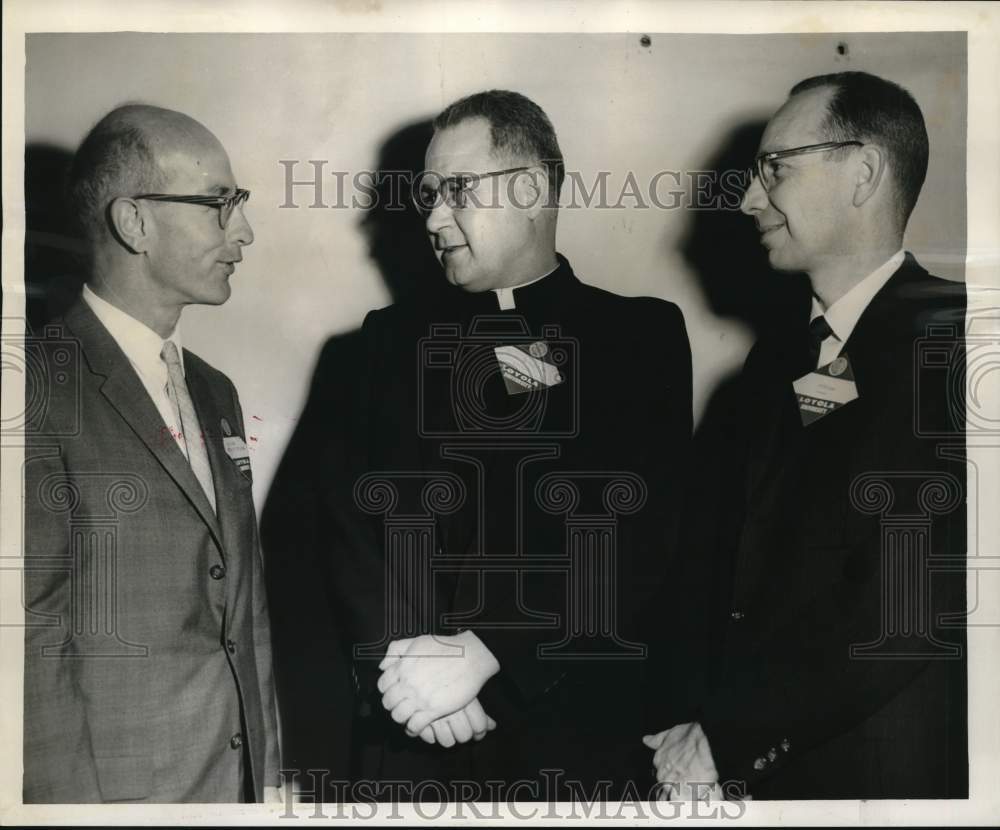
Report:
792,355,858,426
494,341,564,396
221,417,252,480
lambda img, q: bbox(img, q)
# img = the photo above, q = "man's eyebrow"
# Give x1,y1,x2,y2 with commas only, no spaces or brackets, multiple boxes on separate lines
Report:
206,184,235,195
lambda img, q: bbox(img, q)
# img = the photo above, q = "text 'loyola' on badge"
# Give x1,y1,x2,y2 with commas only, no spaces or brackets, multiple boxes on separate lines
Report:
792,354,859,426
494,341,564,395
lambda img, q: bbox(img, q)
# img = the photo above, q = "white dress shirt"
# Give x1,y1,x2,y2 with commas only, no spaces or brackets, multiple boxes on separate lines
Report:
82,284,189,459
809,250,905,368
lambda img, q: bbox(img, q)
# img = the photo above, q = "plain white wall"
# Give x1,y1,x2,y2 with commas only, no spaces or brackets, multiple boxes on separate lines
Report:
25,32,967,511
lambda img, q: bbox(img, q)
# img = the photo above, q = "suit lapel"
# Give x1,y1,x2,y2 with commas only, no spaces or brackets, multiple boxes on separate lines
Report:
185,360,248,559
65,302,226,550
834,256,927,407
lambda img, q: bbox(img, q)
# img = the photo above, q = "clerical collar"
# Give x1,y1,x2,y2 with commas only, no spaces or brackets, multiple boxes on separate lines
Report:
492,263,560,310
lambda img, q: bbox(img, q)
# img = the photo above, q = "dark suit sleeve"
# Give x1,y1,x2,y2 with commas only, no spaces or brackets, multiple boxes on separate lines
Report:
300,313,415,695
230,385,281,788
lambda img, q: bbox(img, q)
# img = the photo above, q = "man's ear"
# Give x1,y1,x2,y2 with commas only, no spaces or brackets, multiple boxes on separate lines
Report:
107,197,150,254
852,144,886,208
511,166,548,220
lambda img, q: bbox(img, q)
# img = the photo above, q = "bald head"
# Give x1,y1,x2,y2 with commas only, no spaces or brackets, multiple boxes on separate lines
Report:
69,104,225,243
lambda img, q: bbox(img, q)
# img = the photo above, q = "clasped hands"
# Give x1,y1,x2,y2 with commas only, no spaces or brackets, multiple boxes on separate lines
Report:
643,721,723,801
377,630,500,747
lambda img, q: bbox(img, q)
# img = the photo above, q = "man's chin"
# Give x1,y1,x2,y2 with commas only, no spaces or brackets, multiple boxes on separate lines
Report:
200,282,232,306
444,266,483,292
765,247,799,274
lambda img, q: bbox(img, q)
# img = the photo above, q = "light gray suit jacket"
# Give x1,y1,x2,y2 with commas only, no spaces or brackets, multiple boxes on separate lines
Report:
23,300,279,802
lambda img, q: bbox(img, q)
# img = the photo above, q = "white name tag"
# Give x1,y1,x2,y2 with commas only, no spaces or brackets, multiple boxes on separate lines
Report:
220,417,252,480
494,342,564,395
792,355,859,426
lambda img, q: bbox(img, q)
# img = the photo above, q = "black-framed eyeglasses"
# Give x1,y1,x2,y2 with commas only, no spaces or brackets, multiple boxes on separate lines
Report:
750,141,863,192
412,167,532,216
132,188,251,228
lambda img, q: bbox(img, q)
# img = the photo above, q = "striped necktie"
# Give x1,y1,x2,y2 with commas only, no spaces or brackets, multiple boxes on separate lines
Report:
161,340,216,512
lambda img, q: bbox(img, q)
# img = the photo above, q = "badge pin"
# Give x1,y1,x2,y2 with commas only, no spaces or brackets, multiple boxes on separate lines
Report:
829,357,848,377
221,417,233,437
528,341,548,358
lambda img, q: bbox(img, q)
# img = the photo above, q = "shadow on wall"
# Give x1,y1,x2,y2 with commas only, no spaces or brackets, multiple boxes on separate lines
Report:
359,119,446,304
261,118,443,793
682,118,810,444
23,143,87,328
676,119,813,699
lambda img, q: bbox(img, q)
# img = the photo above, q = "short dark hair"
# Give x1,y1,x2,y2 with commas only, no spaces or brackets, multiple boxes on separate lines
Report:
433,89,565,199
68,104,164,241
790,71,928,228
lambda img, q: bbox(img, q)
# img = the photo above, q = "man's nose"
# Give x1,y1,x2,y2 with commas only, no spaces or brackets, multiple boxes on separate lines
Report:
424,197,453,235
228,204,254,246
740,172,767,215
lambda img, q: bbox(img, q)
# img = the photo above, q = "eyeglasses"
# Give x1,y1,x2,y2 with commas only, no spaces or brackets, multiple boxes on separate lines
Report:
132,188,251,228
412,167,531,216
750,141,862,192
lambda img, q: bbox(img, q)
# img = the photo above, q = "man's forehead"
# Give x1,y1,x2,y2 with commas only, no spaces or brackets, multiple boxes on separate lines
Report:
156,138,236,193
425,118,496,172
760,86,833,153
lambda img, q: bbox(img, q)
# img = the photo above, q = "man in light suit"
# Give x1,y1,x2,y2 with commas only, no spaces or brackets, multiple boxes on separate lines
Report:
646,71,967,800
22,104,279,803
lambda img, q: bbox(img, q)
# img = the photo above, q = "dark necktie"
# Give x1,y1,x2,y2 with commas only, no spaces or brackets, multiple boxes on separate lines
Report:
806,314,834,371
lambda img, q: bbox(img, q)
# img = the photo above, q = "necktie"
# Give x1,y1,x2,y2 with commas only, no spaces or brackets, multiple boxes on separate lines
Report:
161,340,216,511
806,315,834,370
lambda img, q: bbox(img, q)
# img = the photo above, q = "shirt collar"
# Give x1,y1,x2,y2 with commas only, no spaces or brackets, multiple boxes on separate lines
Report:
492,262,560,310
810,249,905,343
82,283,184,376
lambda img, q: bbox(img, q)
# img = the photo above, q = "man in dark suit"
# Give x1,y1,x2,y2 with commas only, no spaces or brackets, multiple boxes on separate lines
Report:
320,89,692,799
646,71,967,800
22,104,280,802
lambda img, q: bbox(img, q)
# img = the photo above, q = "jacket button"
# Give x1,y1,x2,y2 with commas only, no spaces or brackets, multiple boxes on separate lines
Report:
230,733,243,749
730,610,744,621
210,564,226,580
753,756,767,770
226,639,236,654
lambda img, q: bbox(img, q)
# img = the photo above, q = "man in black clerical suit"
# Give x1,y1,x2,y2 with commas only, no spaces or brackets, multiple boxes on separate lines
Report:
647,72,967,800
320,89,692,799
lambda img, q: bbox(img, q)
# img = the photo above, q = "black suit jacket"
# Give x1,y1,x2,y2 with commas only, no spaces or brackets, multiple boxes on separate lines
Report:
698,254,967,799
316,255,693,792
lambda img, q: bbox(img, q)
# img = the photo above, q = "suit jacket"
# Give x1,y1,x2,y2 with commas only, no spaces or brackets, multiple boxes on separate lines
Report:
22,300,279,803
698,254,967,799
320,255,693,793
